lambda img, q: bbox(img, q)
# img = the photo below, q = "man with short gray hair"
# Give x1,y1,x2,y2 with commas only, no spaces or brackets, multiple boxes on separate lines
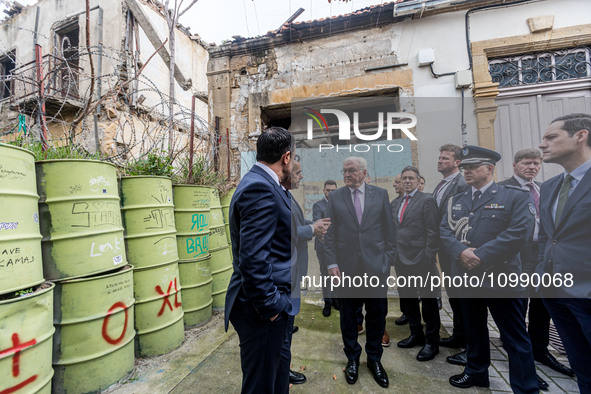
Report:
325,156,395,388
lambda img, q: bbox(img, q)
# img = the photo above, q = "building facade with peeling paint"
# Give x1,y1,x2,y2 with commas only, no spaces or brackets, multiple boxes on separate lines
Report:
207,0,591,201
0,0,209,161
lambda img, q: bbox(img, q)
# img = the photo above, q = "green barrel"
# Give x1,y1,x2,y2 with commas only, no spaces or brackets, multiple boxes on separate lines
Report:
0,143,44,295
173,185,210,261
133,261,185,356
120,176,184,357
179,253,212,327
0,282,55,394
36,160,126,281
208,188,227,251
52,265,135,393
220,188,235,245
120,176,178,267
210,246,232,309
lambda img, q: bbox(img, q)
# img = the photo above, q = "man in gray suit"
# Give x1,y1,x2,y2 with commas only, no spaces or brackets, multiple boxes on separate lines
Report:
499,149,572,380
391,166,441,361
432,144,470,366
325,156,395,388
538,113,591,393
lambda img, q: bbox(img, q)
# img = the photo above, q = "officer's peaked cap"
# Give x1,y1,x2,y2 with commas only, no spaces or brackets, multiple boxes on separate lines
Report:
459,145,501,167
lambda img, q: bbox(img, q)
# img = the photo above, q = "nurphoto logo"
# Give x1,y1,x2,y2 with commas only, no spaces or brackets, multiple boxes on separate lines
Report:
304,107,418,153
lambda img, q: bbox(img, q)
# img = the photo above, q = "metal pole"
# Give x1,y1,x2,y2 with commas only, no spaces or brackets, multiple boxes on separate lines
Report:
35,44,49,151
94,7,103,153
226,127,230,179
188,95,195,182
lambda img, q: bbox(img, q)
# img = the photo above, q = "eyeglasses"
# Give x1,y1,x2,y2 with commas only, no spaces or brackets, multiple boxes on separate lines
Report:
341,169,360,174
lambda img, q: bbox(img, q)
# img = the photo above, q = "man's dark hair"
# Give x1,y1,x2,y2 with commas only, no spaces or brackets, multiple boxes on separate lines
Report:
551,113,591,148
401,165,420,178
439,144,462,161
256,127,295,163
514,148,542,163
324,180,337,188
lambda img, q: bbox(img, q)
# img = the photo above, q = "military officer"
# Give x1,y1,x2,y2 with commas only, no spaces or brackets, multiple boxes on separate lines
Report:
440,146,539,393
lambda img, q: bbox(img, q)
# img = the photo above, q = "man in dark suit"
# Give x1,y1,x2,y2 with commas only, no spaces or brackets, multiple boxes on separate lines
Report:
433,144,470,366
392,173,410,327
281,160,331,385
440,146,538,393
537,113,591,393
225,127,295,394
313,179,338,317
391,166,441,361
499,149,572,380
325,156,395,388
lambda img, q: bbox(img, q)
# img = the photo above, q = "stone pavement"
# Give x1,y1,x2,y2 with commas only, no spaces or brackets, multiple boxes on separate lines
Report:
105,293,579,393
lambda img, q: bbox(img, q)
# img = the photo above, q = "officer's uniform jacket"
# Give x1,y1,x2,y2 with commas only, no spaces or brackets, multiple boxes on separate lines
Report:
440,182,535,295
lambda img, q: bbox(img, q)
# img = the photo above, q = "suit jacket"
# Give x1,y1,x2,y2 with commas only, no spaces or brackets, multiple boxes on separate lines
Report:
312,198,328,254
537,167,591,298
435,173,469,274
224,165,292,331
391,191,439,267
290,197,313,314
324,184,395,279
440,182,534,295
498,176,541,190
437,172,469,217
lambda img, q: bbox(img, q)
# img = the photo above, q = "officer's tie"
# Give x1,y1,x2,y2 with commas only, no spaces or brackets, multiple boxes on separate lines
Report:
555,174,573,223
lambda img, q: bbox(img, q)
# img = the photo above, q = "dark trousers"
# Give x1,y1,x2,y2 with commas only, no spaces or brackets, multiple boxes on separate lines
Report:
460,297,538,394
448,297,465,341
229,300,290,394
317,252,335,303
400,297,440,342
278,315,295,393
339,297,387,362
521,241,552,355
543,298,591,394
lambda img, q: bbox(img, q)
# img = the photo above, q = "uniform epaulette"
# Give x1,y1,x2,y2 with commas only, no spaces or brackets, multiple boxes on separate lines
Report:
503,184,528,192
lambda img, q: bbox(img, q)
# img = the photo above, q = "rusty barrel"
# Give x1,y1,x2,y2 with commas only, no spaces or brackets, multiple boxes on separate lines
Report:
120,176,184,357
0,143,44,295
36,160,126,280
0,282,55,394
52,265,135,393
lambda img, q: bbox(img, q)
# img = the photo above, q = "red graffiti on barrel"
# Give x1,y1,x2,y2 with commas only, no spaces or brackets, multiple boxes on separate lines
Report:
155,278,182,317
101,302,129,345
0,333,38,394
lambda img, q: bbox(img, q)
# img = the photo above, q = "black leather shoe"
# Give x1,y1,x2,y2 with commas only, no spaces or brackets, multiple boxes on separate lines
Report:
344,359,359,385
322,302,331,317
289,370,306,385
537,374,549,391
292,325,299,334
446,349,468,366
395,314,409,325
417,343,439,361
439,335,466,348
449,372,489,389
535,351,575,377
367,359,389,388
397,334,425,348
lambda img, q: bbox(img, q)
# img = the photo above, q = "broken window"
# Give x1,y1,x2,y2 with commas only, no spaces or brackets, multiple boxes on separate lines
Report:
0,50,16,100
53,22,80,98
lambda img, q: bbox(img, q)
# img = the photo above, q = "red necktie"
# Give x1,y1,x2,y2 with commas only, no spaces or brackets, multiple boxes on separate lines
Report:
400,195,410,221
526,183,539,215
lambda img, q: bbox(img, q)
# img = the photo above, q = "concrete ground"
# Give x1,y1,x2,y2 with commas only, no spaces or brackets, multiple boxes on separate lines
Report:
105,293,579,394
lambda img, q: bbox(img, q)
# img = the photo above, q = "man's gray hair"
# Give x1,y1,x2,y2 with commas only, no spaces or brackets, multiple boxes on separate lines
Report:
344,156,368,171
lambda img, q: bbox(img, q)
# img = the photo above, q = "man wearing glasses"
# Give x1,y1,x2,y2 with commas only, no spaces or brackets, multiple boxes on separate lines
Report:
325,157,395,388
440,146,538,393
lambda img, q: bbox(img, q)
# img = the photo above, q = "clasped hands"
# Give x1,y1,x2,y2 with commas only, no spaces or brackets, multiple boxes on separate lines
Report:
459,247,481,270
